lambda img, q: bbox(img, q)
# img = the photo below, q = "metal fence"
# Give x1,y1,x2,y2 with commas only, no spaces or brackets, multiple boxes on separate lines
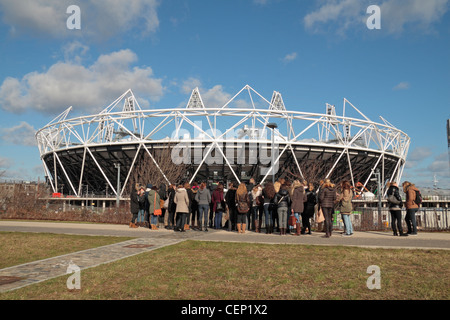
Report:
335,207,450,232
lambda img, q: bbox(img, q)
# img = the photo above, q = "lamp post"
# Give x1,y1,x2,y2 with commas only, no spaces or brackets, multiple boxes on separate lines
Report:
114,163,121,209
267,123,278,184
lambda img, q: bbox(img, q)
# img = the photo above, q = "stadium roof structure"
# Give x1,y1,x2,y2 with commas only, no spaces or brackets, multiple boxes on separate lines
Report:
36,85,410,198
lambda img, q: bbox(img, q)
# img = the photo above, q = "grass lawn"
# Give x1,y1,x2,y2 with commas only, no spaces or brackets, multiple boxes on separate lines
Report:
0,234,449,300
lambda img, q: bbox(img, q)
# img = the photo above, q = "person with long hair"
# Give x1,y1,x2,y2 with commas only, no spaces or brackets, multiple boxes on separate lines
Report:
319,179,336,238
291,180,307,236
337,181,354,236
195,182,211,232
402,181,419,235
235,182,250,233
250,185,262,232
386,181,407,236
262,181,276,234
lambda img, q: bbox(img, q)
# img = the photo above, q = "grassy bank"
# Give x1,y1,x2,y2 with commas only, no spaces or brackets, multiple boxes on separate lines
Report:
0,236,448,300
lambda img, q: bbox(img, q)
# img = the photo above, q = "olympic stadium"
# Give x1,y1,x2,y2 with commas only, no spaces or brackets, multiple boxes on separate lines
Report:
35,85,410,198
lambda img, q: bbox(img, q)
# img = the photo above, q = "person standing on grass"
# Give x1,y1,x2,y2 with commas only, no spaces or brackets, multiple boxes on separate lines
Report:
174,184,190,232
402,181,419,236
336,181,354,236
319,179,336,238
387,181,408,237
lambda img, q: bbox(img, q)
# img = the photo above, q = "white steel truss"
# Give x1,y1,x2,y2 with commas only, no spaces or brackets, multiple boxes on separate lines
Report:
36,85,410,197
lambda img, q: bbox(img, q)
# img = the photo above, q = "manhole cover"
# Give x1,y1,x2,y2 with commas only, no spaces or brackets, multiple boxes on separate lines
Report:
123,244,154,249
0,276,24,285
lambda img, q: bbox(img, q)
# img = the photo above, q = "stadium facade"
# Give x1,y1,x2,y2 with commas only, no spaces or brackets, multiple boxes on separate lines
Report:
35,85,410,197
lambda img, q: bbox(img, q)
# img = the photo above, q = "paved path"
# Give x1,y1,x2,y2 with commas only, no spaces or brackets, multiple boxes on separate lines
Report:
0,221,449,293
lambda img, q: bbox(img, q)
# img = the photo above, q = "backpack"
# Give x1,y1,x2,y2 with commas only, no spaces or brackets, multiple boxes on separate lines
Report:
414,190,422,205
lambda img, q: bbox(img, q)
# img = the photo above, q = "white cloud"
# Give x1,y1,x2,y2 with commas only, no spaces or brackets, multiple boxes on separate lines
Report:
0,48,164,115
282,52,298,63
304,0,449,35
0,121,37,146
393,82,410,91
0,0,160,40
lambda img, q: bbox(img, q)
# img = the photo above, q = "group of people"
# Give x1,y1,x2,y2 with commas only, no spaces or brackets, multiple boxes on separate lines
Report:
129,177,422,237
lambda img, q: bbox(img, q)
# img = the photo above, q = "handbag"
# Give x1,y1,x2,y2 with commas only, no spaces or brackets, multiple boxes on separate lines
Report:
316,207,325,223
288,214,297,226
153,193,162,216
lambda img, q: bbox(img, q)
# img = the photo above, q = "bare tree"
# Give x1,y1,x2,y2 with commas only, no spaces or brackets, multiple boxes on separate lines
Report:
129,144,187,192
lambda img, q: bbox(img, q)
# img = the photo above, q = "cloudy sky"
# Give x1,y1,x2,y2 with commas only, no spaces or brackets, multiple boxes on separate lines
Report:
0,0,449,188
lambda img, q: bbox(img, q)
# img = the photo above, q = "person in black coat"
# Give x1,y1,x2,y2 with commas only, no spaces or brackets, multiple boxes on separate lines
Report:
129,183,140,228
387,181,408,236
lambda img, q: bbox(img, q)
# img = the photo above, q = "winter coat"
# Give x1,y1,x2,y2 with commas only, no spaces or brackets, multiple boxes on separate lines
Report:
319,186,337,208
387,185,402,210
405,185,419,210
273,189,291,208
174,188,190,213
130,188,140,214
291,186,307,213
304,189,317,217
225,188,237,208
336,189,353,214
195,188,211,205
212,189,225,212
250,188,262,207
147,189,160,214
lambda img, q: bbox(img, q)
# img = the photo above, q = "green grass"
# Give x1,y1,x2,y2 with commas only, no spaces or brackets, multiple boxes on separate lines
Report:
0,232,134,269
0,235,449,300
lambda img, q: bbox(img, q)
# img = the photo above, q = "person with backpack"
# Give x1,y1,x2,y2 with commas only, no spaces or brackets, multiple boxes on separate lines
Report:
386,181,408,236
402,181,420,236
273,183,291,236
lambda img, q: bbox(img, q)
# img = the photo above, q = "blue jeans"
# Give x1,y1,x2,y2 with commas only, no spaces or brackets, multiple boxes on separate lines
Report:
405,208,418,234
263,204,272,227
342,214,353,234
137,209,145,223
198,204,210,228
150,214,158,225
214,211,223,229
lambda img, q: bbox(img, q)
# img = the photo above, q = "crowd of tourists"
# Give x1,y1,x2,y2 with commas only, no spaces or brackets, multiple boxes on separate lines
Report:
129,177,422,237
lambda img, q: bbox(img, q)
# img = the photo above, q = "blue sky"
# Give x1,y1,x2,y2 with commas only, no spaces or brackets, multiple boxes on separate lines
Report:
0,0,449,188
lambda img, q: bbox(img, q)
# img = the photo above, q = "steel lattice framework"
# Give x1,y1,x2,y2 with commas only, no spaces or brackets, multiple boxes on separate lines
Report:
36,85,410,197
